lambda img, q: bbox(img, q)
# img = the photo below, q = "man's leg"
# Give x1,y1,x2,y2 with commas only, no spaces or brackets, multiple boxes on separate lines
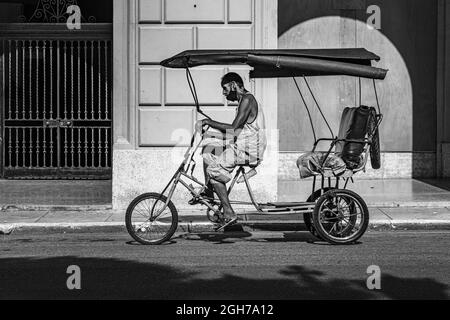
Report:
188,159,214,205
210,179,236,219
206,146,238,221
203,161,215,197
202,142,226,197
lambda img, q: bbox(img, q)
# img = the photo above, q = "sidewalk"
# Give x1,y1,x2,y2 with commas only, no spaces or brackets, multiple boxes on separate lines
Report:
1,206,450,235
1,178,450,235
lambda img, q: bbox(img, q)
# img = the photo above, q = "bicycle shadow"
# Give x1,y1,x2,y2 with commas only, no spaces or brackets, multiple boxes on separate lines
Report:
178,228,328,244
178,231,253,244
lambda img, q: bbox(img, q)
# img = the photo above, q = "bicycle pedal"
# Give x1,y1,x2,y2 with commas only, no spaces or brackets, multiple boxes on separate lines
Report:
188,197,200,205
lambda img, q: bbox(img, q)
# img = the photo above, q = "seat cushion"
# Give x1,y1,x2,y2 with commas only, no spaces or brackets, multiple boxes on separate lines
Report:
297,152,347,179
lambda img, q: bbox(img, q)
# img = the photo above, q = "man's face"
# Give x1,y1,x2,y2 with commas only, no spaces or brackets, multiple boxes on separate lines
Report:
222,82,238,102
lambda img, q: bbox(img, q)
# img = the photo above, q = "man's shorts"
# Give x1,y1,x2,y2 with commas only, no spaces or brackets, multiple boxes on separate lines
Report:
202,138,257,184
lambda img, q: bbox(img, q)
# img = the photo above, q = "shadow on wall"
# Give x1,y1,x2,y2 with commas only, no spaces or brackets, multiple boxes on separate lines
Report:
0,256,448,299
278,0,438,179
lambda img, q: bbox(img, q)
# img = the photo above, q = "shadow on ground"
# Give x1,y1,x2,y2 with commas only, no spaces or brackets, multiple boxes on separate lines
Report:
0,257,447,300
178,231,322,245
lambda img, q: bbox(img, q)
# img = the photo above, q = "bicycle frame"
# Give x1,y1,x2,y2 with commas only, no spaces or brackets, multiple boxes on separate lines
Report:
152,131,261,216
152,130,315,220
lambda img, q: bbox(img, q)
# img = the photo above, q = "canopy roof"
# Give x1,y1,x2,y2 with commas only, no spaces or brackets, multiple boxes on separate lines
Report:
160,49,388,79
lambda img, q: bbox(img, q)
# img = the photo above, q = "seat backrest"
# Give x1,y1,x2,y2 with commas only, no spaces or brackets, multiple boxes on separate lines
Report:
335,105,375,169
335,107,356,154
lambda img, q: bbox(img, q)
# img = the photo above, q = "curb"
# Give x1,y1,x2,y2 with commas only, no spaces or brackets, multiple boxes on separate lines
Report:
2,219,450,235
367,202,450,208
0,204,113,212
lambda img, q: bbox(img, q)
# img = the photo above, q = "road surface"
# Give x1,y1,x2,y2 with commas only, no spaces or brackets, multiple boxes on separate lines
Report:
0,229,449,299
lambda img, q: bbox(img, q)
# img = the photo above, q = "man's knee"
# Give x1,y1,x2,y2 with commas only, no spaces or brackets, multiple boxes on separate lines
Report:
209,178,222,185
207,167,231,184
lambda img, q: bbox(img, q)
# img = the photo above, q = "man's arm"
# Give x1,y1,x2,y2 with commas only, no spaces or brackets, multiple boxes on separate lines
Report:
202,95,254,133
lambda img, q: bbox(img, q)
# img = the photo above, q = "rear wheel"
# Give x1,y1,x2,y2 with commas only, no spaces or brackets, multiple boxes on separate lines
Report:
125,193,178,245
370,127,381,169
368,113,381,169
312,189,369,244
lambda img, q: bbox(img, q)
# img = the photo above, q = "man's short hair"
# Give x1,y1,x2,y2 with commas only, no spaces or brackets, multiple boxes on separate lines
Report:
221,72,244,88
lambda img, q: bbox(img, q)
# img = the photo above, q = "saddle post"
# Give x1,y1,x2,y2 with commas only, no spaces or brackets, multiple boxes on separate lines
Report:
241,166,261,210
344,178,350,189
312,175,317,195
227,167,244,195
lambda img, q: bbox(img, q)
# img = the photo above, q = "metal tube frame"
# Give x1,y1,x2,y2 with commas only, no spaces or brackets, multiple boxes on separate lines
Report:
151,132,315,219
304,78,384,198
149,69,385,221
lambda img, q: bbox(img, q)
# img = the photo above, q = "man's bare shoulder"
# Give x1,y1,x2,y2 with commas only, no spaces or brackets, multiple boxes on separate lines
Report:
239,93,257,108
242,93,256,102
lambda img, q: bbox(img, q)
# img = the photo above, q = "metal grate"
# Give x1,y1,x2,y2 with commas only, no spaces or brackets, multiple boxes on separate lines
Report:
2,37,112,179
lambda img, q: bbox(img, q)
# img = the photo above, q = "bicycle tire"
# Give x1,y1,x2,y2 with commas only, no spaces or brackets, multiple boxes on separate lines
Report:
125,193,178,245
368,112,381,170
312,189,369,245
370,126,381,169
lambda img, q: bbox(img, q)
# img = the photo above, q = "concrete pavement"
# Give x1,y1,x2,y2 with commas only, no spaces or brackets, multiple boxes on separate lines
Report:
1,178,450,234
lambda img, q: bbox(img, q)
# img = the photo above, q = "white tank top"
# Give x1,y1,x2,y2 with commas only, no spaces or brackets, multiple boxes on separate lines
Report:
235,94,267,163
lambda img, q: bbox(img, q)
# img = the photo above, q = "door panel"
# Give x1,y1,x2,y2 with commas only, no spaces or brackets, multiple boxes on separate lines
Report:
1,25,112,179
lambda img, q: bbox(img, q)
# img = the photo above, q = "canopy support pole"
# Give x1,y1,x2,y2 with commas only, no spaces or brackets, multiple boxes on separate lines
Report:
185,67,211,120
359,77,362,106
303,76,334,139
373,79,381,114
293,77,317,144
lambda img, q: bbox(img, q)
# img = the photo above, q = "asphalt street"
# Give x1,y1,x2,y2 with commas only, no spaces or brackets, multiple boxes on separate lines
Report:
0,229,449,300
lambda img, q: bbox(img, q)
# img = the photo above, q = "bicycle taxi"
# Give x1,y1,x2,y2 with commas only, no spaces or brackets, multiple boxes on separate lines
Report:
126,48,388,245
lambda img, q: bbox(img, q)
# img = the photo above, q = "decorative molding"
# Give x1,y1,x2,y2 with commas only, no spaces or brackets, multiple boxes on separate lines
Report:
18,0,96,23
0,23,112,39
112,0,134,150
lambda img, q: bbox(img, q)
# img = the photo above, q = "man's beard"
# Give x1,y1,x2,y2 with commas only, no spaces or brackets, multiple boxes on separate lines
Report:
226,90,238,102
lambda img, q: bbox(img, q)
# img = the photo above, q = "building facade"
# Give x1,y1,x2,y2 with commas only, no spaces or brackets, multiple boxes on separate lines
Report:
0,0,449,210
112,0,278,209
277,0,447,182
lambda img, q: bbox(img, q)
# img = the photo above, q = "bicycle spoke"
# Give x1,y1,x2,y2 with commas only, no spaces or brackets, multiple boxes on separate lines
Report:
329,222,338,234
134,206,151,219
139,199,152,214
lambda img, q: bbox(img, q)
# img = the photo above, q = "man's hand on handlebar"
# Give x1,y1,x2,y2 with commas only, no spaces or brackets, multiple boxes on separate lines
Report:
195,119,209,135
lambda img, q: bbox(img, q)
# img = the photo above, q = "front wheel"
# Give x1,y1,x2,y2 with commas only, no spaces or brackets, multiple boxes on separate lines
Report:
312,189,369,244
125,193,178,245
